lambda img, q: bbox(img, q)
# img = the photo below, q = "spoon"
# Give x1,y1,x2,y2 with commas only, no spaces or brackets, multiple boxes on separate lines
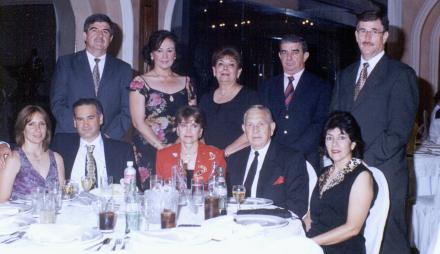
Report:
84,237,111,251
96,237,111,251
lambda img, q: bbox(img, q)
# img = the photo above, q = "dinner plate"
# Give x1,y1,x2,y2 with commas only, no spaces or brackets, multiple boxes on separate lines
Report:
234,214,288,229
228,197,273,207
26,224,102,244
134,228,210,245
0,203,32,216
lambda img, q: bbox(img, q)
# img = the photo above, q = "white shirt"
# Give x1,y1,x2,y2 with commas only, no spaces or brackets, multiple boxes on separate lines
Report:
356,51,385,81
86,51,106,80
71,134,107,190
283,69,305,92
243,140,271,197
429,104,440,144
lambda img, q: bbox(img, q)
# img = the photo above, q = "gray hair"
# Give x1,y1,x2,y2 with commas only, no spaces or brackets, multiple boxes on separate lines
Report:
243,105,273,124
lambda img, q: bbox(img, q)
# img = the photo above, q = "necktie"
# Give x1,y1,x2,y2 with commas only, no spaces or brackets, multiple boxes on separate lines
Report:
354,62,369,100
85,145,97,185
284,76,294,107
92,58,101,95
244,151,259,197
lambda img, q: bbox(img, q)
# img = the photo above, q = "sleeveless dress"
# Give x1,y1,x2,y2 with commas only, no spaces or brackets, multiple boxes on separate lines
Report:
129,76,192,177
11,148,59,200
306,160,377,254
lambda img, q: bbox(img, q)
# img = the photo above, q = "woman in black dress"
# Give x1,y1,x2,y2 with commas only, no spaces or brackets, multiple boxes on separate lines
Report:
199,46,259,157
129,30,196,184
304,111,377,254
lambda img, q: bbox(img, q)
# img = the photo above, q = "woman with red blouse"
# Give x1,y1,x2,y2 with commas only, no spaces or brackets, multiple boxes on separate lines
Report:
156,106,226,185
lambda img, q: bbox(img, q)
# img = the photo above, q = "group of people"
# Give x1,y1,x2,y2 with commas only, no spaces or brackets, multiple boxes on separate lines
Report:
0,9,418,254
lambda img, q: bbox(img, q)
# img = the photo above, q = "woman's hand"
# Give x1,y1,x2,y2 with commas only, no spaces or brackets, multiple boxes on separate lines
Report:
0,143,11,170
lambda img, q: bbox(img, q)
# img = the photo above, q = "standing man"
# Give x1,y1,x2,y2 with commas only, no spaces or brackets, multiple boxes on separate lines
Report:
259,34,332,171
226,105,309,217
331,10,418,254
51,98,135,188
51,14,132,140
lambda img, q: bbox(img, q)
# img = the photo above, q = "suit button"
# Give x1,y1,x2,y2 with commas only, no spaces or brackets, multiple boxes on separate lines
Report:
283,130,288,134
285,115,289,119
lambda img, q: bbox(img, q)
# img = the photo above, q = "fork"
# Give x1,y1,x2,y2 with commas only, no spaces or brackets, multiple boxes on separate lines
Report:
2,232,25,244
111,239,122,251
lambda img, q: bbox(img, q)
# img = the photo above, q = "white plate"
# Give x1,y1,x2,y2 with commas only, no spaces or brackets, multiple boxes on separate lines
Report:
26,224,102,244
0,203,32,216
228,197,273,207
234,214,288,229
134,228,210,245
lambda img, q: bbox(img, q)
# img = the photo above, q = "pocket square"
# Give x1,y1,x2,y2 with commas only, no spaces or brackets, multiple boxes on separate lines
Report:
273,176,284,185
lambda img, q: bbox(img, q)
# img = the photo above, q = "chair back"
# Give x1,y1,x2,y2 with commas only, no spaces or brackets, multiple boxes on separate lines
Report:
363,164,390,254
306,161,317,210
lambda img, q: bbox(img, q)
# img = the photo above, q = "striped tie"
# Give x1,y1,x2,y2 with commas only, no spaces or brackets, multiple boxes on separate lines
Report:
284,76,294,107
354,62,369,100
92,58,100,95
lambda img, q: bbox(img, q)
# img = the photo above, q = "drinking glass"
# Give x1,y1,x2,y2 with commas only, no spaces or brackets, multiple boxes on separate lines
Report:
232,185,246,211
81,176,95,192
150,175,163,191
47,184,62,212
93,198,117,233
191,178,204,206
99,175,113,198
31,186,46,217
39,193,56,224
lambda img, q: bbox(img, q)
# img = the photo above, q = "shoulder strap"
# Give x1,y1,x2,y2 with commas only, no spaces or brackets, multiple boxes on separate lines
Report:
138,75,151,91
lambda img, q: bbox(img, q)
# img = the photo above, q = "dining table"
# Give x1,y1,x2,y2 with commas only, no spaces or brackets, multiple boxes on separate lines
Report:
0,192,323,254
412,141,440,197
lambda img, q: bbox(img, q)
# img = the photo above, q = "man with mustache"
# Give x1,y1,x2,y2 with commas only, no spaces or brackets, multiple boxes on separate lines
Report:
51,14,132,140
331,10,418,254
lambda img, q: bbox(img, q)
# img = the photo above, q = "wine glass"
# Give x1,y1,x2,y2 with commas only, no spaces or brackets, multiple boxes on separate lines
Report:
81,176,95,192
232,185,246,212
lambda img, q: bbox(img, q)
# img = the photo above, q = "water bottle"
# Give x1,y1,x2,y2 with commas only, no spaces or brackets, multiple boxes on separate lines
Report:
215,167,228,215
124,161,136,192
208,162,217,194
125,183,140,232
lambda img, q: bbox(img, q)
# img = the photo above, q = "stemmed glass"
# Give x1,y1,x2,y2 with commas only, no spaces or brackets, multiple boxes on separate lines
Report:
232,185,246,212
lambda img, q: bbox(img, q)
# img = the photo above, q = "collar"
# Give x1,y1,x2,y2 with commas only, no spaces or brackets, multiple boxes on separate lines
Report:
250,139,271,159
80,133,103,147
283,69,305,81
360,51,384,71
85,50,107,64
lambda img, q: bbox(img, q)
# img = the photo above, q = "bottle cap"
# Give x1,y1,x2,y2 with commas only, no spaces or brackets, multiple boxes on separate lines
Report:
127,161,134,167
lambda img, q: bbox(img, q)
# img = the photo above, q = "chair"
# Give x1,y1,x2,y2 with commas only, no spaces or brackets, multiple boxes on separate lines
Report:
306,161,317,210
363,164,390,254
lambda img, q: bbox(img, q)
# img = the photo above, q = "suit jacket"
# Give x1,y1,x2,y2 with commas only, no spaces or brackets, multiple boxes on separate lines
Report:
331,54,419,199
50,133,135,184
258,71,332,169
226,141,309,217
156,142,226,183
50,50,132,140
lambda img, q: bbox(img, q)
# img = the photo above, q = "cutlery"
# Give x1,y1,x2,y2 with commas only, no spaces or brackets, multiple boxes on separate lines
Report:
3,231,25,244
111,239,122,251
121,236,129,250
96,237,111,251
84,237,111,251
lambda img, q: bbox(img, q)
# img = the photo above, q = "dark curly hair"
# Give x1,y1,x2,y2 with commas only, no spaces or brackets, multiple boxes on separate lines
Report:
142,30,178,67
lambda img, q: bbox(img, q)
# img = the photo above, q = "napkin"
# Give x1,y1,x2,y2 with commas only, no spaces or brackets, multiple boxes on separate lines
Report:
201,215,263,241
26,224,87,243
0,207,19,218
237,208,293,218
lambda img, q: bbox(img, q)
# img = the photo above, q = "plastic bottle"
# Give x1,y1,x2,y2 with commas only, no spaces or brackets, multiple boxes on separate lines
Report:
125,183,140,232
123,161,136,192
215,166,228,215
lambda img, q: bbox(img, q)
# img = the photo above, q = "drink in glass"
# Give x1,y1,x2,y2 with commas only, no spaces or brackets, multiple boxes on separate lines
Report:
99,211,116,232
232,185,246,211
161,209,176,229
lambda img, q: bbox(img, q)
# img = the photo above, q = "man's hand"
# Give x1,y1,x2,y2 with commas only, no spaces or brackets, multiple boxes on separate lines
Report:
0,143,11,169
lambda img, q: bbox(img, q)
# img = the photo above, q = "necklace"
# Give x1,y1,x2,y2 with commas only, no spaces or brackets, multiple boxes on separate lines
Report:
318,158,361,198
151,70,177,102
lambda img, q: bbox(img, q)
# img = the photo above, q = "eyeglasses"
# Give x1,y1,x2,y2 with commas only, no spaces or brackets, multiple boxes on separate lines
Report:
356,28,385,36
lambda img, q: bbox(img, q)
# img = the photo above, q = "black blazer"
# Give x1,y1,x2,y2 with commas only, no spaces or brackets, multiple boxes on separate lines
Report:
331,55,419,198
226,141,309,217
50,50,132,140
258,71,332,169
50,133,135,184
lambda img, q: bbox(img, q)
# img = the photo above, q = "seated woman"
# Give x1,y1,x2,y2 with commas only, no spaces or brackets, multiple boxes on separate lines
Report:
156,106,226,185
0,105,65,202
304,111,377,254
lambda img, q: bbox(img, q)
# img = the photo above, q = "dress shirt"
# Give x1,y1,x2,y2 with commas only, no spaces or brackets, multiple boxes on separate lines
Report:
243,140,271,197
283,69,305,92
429,104,440,144
356,51,384,81
86,51,106,80
71,134,107,190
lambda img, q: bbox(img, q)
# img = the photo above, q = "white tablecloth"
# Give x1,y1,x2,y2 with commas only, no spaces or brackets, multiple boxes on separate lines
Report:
413,143,440,196
411,195,440,254
0,200,322,254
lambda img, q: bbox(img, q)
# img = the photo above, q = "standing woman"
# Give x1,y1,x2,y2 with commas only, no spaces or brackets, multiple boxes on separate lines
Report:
129,30,196,179
0,105,65,202
199,46,259,157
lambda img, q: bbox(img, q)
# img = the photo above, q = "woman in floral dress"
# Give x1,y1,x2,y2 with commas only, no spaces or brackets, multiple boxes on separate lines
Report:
129,30,195,186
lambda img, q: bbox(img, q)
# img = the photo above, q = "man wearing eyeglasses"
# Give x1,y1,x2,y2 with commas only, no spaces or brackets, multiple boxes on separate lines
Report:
331,10,418,254
258,34,332,171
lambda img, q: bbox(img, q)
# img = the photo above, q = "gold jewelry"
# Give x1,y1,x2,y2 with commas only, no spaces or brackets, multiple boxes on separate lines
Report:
318,158,361,198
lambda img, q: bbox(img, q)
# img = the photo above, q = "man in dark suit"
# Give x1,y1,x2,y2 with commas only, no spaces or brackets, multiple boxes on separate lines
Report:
51,98,134,188
227,105,309,217
331,10,418,254
259,34,331,171
50,13,132,140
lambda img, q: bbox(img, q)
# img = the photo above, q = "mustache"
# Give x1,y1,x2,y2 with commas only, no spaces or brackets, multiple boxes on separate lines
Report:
362,42,374,46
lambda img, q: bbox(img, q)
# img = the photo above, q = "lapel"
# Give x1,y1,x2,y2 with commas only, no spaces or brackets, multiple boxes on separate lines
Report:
102,135,111,173
352,55,388,109
343,62,359,110
232,147,251,185
66,135,81,180
256,142,277,195
271,75,287,115
77,51,97,96
98,54,114,96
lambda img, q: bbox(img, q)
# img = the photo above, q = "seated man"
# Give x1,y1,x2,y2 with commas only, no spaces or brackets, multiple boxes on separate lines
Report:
51,98,135,189
226,105,309,217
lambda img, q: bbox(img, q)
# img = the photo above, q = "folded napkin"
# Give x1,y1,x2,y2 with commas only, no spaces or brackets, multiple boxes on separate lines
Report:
201,215,263,241
0,207,19,218
26,224,89,243
237,208,293,218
